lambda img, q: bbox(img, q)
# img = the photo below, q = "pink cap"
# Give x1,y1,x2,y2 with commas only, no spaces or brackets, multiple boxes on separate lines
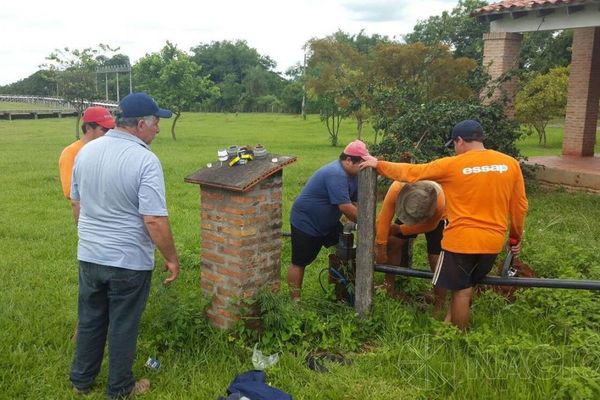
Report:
343,140,370,159
82,106,115,129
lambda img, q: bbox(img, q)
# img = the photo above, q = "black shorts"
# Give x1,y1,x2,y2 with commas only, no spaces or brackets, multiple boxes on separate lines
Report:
393,219,446,255
291,223,341,267
432,251,498,290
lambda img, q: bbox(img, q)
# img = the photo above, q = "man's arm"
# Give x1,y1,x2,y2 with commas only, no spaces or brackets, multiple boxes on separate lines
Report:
508,165,529,254
338,203,358,223
360,155,450,184
143,215,180,284
59,149,74,199
376,182,401,245
70,200,80,225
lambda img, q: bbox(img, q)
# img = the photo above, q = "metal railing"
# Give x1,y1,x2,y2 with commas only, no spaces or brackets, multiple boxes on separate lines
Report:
0,95,118,110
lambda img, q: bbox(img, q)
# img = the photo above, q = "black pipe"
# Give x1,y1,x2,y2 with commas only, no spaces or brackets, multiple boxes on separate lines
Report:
374,264,600,291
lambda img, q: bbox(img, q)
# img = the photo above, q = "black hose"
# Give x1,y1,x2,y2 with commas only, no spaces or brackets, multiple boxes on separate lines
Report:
374,264,600,290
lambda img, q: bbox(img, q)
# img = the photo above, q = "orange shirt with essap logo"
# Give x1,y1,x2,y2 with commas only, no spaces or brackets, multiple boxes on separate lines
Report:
377,149,528,254
376,181,446,245
58,140,85,199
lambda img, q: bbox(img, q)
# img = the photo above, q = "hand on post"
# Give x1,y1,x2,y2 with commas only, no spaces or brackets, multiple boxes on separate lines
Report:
359,155,378,170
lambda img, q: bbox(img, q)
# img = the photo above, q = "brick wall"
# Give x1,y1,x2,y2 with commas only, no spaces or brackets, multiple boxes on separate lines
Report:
482,32,522,119
200,172,283,329
563,27,600,157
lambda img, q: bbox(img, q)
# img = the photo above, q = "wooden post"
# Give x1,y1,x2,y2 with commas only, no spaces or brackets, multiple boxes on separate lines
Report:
355,167,377,317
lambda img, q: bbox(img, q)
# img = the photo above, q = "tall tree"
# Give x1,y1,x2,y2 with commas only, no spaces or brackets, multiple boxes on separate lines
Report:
406,0,572,75
520,30,572,74
240,66,284,111
515,67,569,146
0,70,58,96
331,29,390,57
43,45,121,138
190,40,275,83
190,40,284,112
367,42,478,147
405,0,488,62
280,64,305,114
306,31,388,143
134,42,218,140
280,81,304,114
306,36,368,145
371,42,476,102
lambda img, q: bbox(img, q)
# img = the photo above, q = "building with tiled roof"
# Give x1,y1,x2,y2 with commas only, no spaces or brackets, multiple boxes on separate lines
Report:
475,0,590,16
473,0,599,190
473,0,599,32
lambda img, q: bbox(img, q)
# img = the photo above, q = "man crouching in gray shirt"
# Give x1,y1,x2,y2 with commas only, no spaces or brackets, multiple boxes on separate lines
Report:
69,92,179,398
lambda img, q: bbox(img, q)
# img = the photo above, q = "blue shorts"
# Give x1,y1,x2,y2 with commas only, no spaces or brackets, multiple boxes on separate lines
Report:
290,223,341,267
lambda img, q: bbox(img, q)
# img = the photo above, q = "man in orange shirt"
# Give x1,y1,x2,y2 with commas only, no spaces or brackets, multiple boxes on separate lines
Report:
59,106,115,200
376,180,447,316
362,120,528,330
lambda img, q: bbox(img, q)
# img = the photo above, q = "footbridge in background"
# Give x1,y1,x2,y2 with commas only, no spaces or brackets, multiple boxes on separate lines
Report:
0,95,118,120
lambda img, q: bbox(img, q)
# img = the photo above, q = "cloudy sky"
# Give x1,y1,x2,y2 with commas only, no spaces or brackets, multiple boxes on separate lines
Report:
0,0,457,86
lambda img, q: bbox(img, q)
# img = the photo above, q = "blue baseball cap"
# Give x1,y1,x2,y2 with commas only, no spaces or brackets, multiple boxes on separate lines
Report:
118,92,172,118
445,119,484,148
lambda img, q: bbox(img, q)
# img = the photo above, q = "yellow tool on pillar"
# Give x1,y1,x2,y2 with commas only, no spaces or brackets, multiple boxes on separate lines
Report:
228,148,255,166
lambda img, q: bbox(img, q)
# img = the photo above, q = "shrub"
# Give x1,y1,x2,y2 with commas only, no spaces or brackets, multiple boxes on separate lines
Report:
234,290,382,354
371,99,522,163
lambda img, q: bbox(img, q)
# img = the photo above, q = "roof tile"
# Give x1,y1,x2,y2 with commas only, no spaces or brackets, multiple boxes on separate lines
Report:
473,0,587,15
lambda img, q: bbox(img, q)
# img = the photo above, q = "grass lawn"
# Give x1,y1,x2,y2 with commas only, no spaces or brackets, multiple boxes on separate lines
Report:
517,120,600,157
1,113,600,399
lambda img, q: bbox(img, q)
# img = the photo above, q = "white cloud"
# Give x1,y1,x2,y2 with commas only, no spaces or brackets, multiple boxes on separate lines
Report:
0,0,457,86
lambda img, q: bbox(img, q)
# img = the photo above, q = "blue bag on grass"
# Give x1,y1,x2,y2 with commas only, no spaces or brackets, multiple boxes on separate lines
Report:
227,370,292,400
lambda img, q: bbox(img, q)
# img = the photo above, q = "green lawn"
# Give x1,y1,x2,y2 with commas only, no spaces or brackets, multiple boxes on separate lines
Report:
517,120,600,157
2,113,600,399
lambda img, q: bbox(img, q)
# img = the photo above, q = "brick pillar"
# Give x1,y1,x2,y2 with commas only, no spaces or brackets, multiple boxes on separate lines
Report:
563,27,600,157
200,172,282,329
481,32,523,119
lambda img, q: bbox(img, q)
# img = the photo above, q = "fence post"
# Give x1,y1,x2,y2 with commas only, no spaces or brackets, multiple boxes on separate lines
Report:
355,167,377,318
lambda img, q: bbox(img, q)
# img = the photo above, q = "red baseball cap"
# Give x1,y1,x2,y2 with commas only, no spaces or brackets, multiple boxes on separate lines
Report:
82,106,115,129
343,140,370,159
